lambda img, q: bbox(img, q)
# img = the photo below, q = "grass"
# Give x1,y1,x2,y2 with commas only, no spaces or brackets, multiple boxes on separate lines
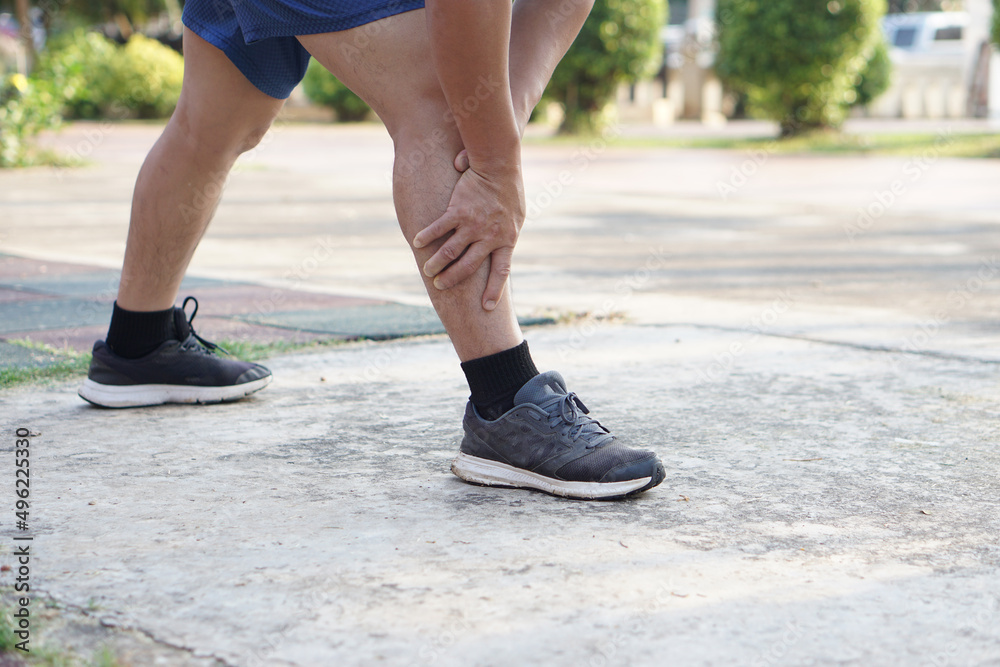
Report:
527,129,1000,158
0,148,83,170
87,647,121,667
0,315,567,390
0,604,124,667
0,340,92,390
0,605,16,653
0,336,351,390
213,337,348,362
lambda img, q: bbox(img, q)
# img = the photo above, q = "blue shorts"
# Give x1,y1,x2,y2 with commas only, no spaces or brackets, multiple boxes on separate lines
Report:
182,0,425,99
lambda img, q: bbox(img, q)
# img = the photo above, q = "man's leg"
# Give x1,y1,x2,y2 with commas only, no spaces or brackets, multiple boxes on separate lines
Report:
301,17,520,365
117,27,285,312
299,12,665,499
301,14,534,422
78,28,280,408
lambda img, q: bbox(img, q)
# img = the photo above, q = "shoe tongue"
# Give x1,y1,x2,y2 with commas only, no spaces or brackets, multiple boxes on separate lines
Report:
172,306,191,341
514,370,567,407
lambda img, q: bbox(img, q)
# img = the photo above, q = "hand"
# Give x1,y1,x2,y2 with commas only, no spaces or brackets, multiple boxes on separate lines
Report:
412,163,525,311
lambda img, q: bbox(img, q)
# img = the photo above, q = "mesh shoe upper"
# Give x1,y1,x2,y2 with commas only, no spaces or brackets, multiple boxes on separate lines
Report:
86,297,270,388
460,371,660,484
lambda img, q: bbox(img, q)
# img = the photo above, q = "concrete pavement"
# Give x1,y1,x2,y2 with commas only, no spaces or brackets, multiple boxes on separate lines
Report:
4,325,1000,666
0,119,999,665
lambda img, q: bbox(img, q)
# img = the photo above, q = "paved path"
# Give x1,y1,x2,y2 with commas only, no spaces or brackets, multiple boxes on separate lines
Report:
0,252,550,368
5,325,999,666
4,120,999,359
0,120,998,665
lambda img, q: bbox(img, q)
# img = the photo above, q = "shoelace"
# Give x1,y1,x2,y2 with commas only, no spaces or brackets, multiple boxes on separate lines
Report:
534,392,615,449
178,296,230,355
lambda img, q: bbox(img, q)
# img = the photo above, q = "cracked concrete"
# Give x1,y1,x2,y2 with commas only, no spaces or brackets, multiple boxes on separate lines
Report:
3,324,1000,665
1,120,999,665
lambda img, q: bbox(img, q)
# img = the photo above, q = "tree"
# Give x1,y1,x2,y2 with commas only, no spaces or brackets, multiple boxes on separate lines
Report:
543,0,667,134
993,0,1000,47
853,37,891,109
63,0,179,35
301,58,371,122
14,0,34,71
715,0,887,136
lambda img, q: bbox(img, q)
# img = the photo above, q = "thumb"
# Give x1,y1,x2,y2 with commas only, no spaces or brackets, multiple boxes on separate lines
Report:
454,150,470,173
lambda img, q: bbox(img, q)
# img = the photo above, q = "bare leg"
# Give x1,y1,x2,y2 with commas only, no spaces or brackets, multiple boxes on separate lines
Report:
303,11,666,501
116,28,285,311
299,12,523,362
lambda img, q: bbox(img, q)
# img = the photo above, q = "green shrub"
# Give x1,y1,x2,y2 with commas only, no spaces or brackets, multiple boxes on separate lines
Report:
106,33,184,118
853,37,891,108
302,58,371,121
716,0,887,136
543,0,667,134
33,29,117,119
0,73,63,167
34,29,183,119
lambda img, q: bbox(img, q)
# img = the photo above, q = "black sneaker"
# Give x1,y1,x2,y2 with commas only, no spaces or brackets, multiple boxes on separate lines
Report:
78,297,271,408
451,371,665,500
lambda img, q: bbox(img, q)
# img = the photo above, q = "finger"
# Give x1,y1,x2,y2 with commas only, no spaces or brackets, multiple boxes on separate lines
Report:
413,210,460,249
423,232,472,279
453,150,470,173
482,247,512,310
432,242,492,291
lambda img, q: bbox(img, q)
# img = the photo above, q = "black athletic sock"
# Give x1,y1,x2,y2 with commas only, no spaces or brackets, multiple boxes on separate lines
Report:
105,302,177,359
460,340,540,421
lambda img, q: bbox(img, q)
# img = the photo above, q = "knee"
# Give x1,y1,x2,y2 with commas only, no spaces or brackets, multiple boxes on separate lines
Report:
387,98,463,168
234,122,272,154
170,102,275,158
393,124,461,178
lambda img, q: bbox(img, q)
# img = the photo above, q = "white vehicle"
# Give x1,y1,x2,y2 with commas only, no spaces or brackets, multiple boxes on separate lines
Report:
871,12,972,118
881,11,967,66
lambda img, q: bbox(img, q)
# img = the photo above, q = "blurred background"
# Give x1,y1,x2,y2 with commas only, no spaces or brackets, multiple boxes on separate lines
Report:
1,0,998,166
1,0,998,377
2,6,998,663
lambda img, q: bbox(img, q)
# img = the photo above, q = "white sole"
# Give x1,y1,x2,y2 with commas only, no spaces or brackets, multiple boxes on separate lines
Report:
78,376,272,408
450,452,653,500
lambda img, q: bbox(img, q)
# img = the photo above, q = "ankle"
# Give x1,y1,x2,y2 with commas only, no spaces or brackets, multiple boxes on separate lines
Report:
460,340,539,420
106,301,177,359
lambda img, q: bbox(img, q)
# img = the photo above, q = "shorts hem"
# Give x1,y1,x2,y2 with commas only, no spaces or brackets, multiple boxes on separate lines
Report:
182,16,294,99
241,1,424,42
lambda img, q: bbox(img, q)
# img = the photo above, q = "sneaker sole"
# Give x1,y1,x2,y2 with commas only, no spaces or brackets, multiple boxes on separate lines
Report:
451,452,665,500
78,376,272,408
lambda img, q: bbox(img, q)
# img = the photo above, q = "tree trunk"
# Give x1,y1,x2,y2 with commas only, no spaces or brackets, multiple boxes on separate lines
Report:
14,0,34,73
